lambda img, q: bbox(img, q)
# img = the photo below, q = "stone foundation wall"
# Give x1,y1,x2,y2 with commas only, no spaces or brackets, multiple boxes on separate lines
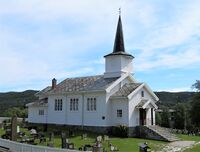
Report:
128,127,138,137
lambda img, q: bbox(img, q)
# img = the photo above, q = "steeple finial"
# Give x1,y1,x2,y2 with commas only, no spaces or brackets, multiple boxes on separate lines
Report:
113,12,125,53
119,7,121,16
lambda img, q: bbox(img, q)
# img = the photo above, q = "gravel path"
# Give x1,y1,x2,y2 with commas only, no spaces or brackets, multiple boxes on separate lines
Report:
157,141,200,152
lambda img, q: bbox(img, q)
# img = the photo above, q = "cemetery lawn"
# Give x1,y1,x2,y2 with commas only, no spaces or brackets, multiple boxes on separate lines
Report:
0,129,5,136
0,127,167,152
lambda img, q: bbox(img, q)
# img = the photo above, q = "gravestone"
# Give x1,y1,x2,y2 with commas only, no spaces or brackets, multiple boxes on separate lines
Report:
82,133,87,139
61,132,67,148
17,126,20,133
84,144,92,151
47,141,54,147
11,116,17,141
93,145,103,152
67,143,74,149
103,135,109,141
69,130,75,137
96,136,102,142
49,132,54,142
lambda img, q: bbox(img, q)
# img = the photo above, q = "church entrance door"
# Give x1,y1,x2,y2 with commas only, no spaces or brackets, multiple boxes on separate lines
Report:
139,108,146,125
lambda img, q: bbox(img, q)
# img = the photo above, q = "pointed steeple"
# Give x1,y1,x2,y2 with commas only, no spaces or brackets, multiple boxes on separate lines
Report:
104,13,134,78
104,14,134,58
113,15,125,53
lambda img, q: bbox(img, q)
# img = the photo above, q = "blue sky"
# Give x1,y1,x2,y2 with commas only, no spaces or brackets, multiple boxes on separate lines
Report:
0,0,200,92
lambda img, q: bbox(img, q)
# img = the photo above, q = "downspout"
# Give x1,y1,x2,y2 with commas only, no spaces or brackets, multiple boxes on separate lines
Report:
81,93,85,131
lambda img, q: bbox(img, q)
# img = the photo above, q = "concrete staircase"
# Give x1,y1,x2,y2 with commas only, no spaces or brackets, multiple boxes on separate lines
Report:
146,125,179,142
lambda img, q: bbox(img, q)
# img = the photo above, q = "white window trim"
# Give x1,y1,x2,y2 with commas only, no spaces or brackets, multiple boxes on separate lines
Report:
70,98,79,111
38,109,44,116
87,97,97,112
54,99,63,111
117,109,122,118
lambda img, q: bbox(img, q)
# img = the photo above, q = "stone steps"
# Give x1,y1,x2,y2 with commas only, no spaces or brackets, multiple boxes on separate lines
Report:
146,125,179,142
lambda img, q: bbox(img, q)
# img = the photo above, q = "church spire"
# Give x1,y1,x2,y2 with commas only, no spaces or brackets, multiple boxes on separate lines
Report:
104,12,133,58
113,14,125,53
104,12,134,78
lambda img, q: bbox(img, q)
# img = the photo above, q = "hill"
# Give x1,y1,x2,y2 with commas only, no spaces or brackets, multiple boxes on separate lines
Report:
155,91,196,107
0,90,196,116
0,90,38,116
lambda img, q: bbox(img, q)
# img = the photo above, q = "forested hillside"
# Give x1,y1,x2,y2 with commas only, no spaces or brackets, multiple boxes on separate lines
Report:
0,90,38,116
0,90,196,116
155,91,196,107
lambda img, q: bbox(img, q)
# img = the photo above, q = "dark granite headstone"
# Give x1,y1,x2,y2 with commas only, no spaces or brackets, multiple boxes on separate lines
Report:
49,132,54,142
61,132,67,148
47,141,54,147
11,116,17,141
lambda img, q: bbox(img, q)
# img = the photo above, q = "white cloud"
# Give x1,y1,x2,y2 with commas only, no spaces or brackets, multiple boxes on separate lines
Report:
135,43,200,71
0,0,200,91
158,87,192,92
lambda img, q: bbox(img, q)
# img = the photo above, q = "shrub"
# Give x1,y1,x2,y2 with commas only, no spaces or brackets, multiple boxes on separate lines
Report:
109,125,128,137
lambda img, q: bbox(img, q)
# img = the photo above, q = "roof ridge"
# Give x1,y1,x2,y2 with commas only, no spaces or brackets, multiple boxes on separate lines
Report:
64,75,103,80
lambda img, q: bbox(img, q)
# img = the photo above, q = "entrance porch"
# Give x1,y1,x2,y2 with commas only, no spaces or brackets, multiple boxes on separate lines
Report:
136,99,158,126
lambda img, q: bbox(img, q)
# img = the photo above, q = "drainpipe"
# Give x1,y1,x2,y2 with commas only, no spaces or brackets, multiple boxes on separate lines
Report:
81,93,85,131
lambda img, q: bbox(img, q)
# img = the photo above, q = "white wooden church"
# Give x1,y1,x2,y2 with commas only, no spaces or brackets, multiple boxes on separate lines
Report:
27,15,159,135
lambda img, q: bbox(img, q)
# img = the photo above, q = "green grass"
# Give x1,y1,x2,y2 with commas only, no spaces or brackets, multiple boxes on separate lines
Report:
177,134,200,152
177,134,200,141
0,128,5,136
3,127,200,152
0,127,167,151
184,144,200,152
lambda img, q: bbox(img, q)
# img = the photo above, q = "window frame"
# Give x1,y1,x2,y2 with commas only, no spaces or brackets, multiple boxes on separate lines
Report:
70,98,79,111
117,109,122,118
38,109,44,115
141,91,144,97
87,97,97,111
54,99,63,111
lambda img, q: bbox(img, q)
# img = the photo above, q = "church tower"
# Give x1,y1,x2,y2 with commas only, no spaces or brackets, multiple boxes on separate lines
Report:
104,15,134,78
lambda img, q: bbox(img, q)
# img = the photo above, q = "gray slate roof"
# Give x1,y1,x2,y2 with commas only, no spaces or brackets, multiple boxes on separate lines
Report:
48,75,118,94
26,98,48,107
111,83,142,97
135,99,147,108
36,86,52,96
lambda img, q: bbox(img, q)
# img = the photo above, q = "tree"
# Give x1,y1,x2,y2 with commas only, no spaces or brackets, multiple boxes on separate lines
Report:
155,112,161,125
191,80,200,126
160,108,170,128
173,103,186,129
3,107,27,118
191,93,200,126
192,80,200,91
